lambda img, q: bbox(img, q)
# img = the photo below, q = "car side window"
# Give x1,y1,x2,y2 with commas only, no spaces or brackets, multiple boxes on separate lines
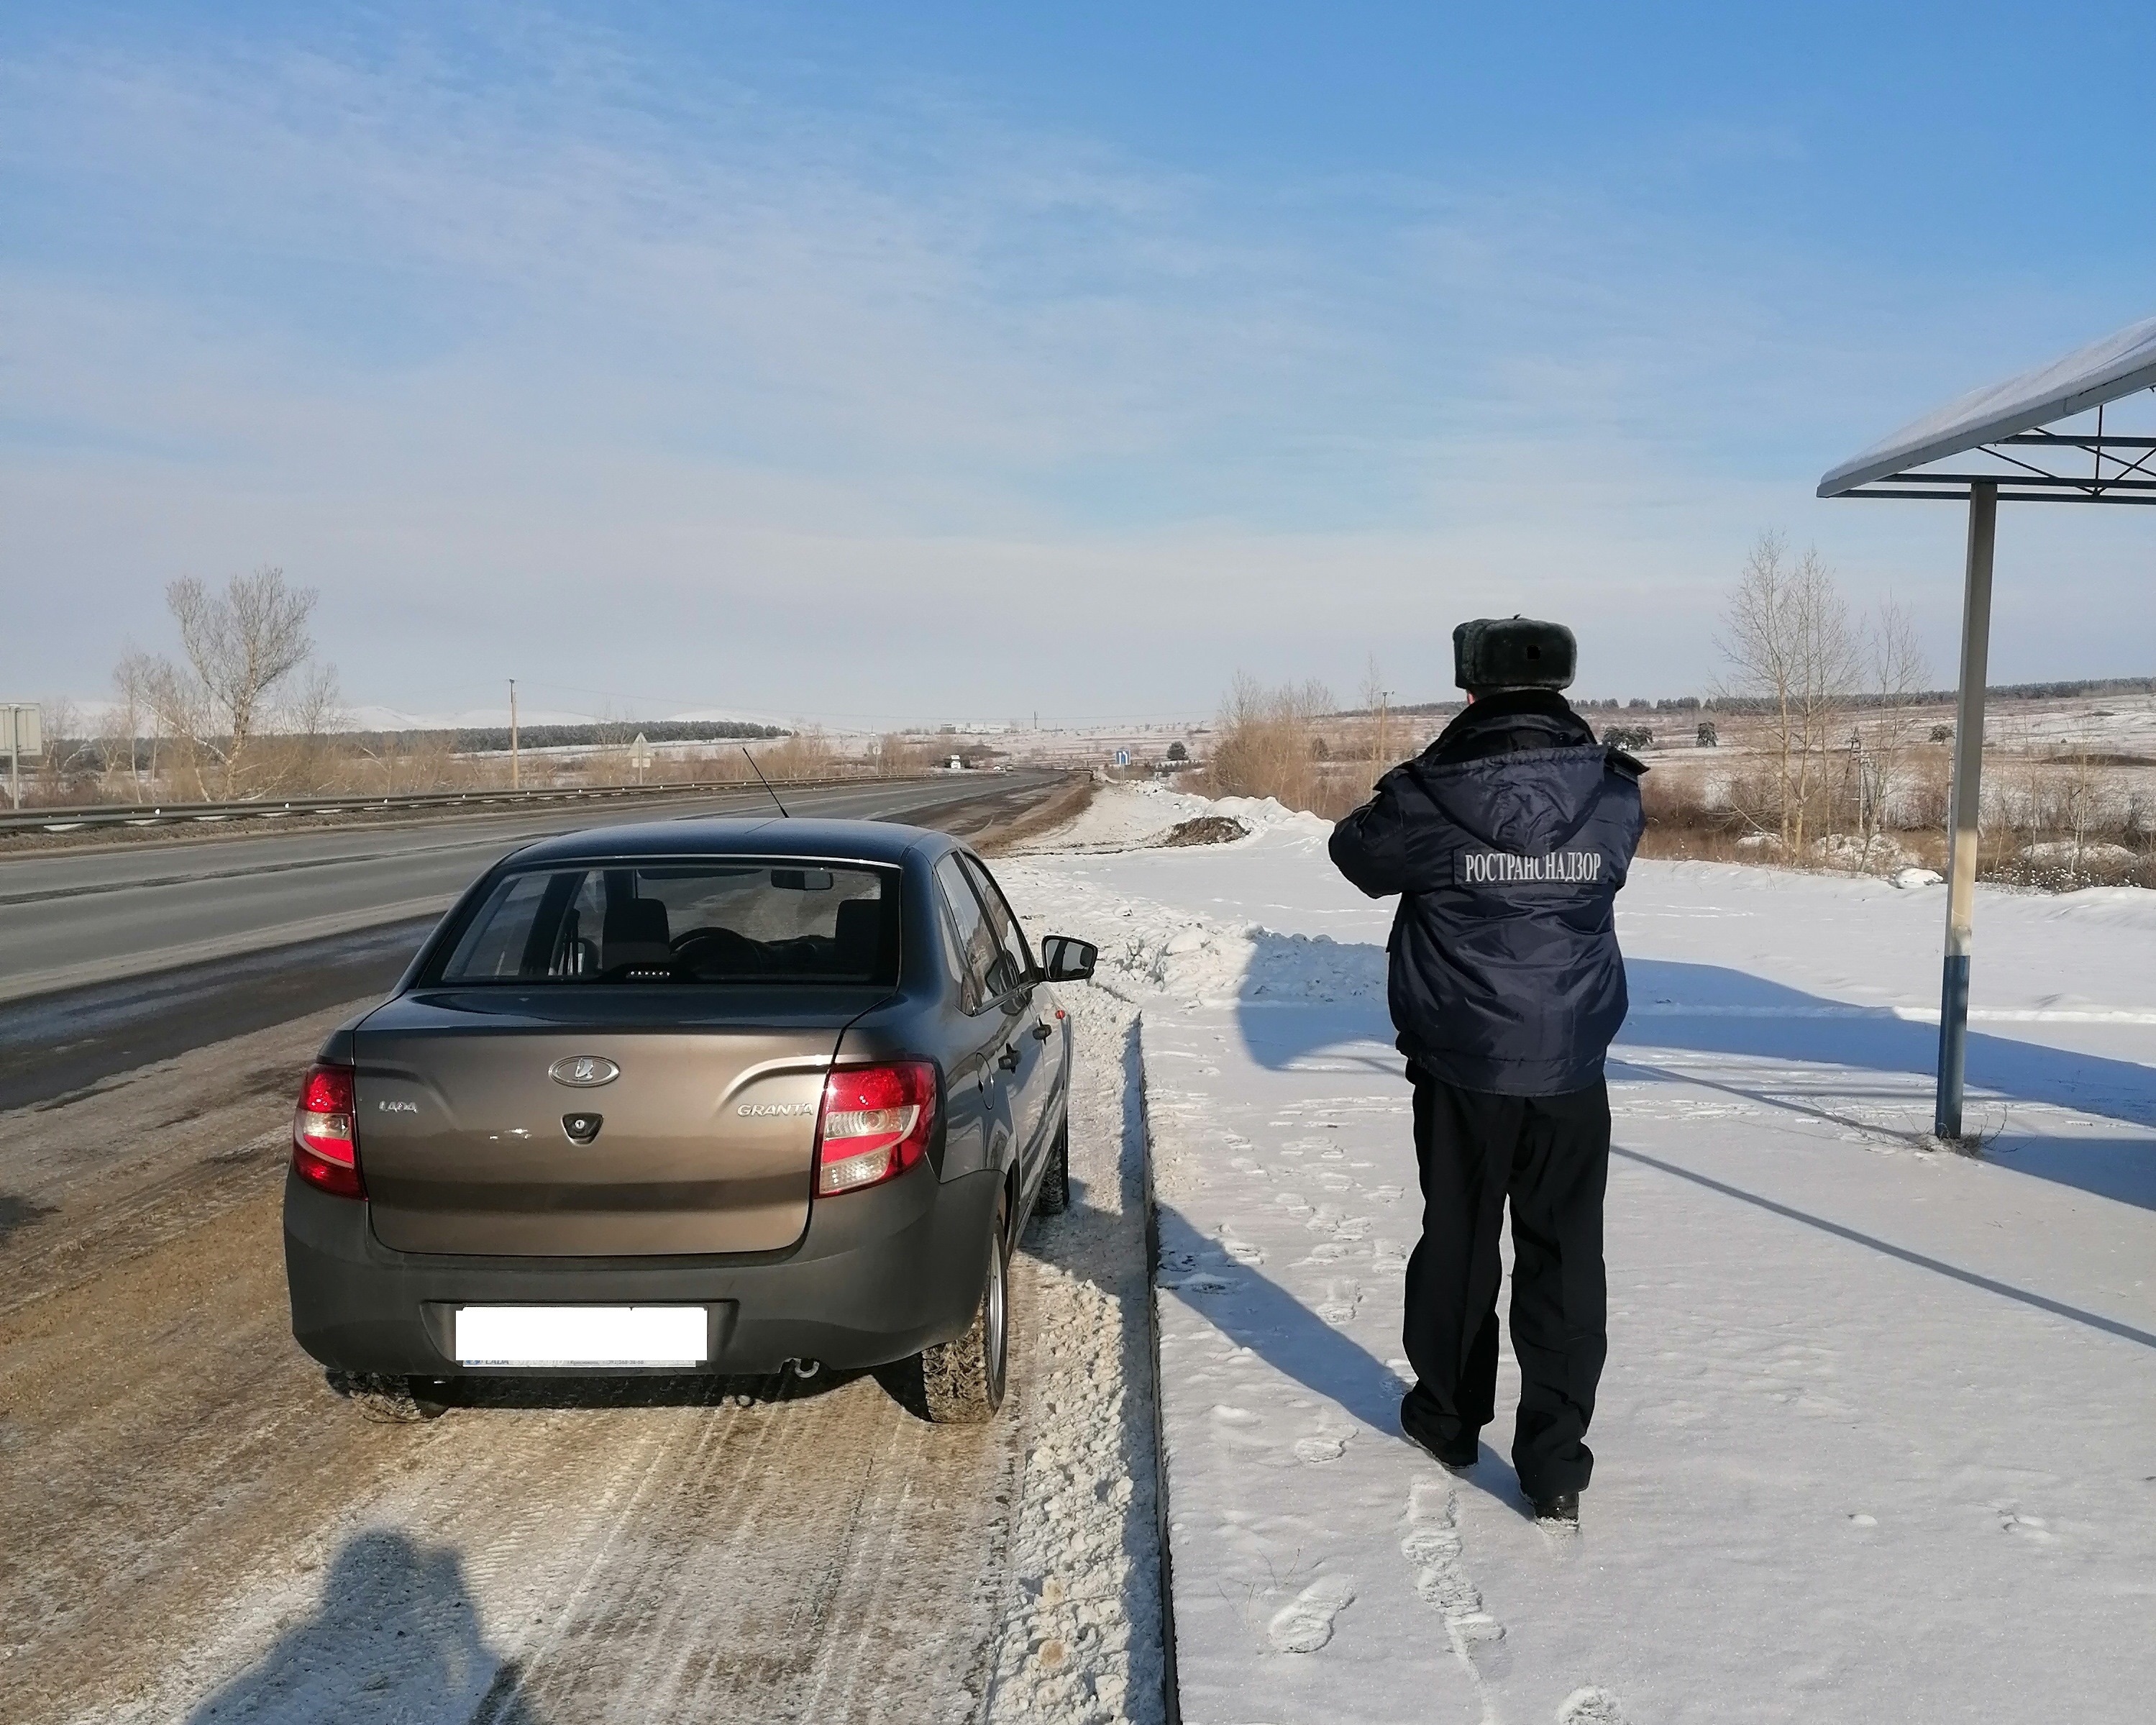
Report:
960,855,1035,998
933,853,1000,1014
931,883,973,1004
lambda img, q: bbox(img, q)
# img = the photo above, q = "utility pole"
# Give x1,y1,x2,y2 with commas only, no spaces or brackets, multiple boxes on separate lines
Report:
508,679,520,791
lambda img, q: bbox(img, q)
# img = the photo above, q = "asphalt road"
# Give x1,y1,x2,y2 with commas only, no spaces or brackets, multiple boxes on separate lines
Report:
0,772,1061,1005
0,773,1064,1112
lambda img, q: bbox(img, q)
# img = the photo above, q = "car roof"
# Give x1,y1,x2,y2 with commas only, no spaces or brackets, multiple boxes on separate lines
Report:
506,816,957,869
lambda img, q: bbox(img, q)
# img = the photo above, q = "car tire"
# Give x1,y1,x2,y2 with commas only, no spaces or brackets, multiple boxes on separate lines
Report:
921,1188,1011,1424
1033,1115,1070,1217
328,1370,448,1424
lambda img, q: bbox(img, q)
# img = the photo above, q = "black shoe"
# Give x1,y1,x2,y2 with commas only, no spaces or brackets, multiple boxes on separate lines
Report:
1531,1491,1579,1526
1400,1411,1479,1470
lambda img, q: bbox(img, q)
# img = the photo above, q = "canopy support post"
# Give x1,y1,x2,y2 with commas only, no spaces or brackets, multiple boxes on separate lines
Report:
1936,479,1997,1141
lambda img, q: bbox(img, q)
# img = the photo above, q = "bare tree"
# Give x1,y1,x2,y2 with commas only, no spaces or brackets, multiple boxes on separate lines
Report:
170,568,318,796
105,650,160,798
1360,655,1394,790
132,568,324,798
1209,673,1340,814
1852,597,1931,866
2053,720,2105,877
268,660,347,793
140,654,214,798
351,732,400,795
874,732,931,777
761,728,835,780
1715,532,1860,854
35,698,93,803
286,660,347,745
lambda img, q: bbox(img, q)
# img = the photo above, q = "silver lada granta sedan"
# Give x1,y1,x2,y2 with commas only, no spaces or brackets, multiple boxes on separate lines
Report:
283,818,1097,1424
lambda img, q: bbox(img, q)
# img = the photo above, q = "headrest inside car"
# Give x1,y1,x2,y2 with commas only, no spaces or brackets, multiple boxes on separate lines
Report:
602,898,672,972
833,898,887,976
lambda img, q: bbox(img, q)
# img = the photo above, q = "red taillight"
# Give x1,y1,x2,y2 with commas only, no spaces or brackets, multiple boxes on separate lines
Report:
815,1062,936,1197
293,1062,364,1200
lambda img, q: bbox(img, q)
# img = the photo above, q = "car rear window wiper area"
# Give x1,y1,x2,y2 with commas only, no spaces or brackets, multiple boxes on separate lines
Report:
426,861,902,987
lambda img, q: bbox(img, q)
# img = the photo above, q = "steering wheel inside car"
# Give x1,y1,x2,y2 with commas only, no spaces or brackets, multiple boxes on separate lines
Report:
672,927,765,978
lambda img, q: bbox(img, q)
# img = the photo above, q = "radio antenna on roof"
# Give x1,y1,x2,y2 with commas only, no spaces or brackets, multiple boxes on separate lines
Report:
741,747,790,818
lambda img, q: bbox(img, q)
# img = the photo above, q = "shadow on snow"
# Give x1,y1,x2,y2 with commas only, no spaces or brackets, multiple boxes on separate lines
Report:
1225,933,2156,1212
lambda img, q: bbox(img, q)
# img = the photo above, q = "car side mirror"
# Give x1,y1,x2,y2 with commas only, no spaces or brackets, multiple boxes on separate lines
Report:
1040,934,1097,983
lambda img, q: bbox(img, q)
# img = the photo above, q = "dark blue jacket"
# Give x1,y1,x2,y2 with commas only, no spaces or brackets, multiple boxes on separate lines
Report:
1330,692,1645,1096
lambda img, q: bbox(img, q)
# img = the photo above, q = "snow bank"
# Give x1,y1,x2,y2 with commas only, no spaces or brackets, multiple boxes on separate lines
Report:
982,986,1166,1725
2020,839,2137,865
2032,883,2156,932
1091,914,1381,1008
1012,780,1328,855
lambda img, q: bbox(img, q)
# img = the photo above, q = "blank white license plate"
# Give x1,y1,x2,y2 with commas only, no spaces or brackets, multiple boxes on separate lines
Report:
452,1306,708,1367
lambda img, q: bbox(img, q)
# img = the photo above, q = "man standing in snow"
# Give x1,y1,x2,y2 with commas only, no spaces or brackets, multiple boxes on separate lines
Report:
1328,617,1644,1526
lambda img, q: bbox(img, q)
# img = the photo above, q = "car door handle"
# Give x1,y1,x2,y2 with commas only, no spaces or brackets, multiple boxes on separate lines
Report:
1031,1021,1054,1042
997,1044,1023,1073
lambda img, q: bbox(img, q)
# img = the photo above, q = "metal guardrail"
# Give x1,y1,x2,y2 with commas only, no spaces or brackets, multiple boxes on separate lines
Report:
0,774,939,835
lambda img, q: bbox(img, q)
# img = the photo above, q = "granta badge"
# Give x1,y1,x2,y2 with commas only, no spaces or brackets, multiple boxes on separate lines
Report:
549,1056,621,1088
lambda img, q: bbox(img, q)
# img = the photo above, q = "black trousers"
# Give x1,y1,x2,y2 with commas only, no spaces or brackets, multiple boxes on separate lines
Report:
1400,1073,1610,1498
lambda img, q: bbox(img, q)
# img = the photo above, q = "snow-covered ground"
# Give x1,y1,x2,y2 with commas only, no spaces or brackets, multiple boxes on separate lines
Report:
997,786,2156,1725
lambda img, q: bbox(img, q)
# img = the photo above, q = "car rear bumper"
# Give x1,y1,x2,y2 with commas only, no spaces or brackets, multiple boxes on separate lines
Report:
283,1158,1000,1378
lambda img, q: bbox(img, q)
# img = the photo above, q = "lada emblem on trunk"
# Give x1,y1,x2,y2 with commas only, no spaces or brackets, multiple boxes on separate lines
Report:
549,1056,620,1088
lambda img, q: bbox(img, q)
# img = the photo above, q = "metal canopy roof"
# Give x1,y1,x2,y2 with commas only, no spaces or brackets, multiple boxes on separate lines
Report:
1818,311,2156,501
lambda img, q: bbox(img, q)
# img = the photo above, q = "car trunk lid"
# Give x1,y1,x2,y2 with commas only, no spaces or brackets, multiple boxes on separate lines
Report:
354,988,878,1256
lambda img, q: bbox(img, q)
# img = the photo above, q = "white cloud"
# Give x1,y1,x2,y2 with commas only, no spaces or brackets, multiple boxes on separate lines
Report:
2,17,2150,722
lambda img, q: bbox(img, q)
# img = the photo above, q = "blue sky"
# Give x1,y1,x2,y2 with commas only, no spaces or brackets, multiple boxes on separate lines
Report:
4,1,2152,722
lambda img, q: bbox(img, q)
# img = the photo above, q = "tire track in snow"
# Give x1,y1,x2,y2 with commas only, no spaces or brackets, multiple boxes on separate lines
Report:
484,1391,802,1716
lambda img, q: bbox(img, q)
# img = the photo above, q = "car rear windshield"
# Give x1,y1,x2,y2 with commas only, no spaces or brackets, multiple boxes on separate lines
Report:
429,860,901,986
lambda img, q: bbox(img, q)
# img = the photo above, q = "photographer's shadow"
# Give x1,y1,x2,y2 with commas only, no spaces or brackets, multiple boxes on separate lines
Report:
184,1531,538,1724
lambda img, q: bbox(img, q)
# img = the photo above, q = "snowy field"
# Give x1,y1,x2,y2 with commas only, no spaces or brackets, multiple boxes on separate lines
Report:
998,783,2156,1725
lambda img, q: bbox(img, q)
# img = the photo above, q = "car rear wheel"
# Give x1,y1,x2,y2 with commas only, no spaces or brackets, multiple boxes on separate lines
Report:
921,1188,1010,1424
1033,1115,1070,1217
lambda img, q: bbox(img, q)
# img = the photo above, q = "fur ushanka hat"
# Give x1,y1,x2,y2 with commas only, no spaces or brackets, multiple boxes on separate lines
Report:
1452,616,1577,693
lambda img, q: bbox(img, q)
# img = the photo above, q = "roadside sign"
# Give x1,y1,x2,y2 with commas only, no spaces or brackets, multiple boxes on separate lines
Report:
1114,749,1130,768
1,706,40,758
2,704,40,811
629,732,653,783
